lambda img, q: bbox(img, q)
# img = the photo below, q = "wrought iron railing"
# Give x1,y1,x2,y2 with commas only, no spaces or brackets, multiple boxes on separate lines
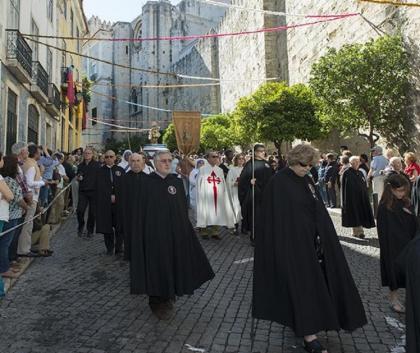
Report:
49,83,61,110
32,61,49,97
6,29,33,77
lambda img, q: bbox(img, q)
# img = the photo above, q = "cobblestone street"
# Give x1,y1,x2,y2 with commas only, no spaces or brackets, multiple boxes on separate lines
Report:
0,214,406,353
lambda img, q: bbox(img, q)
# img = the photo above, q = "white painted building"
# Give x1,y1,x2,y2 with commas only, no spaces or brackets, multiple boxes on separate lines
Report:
0,0,87,153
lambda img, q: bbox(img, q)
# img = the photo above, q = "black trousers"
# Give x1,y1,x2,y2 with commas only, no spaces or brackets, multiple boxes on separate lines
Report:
327,185,337,208
77,191,96,234
103,205,123,253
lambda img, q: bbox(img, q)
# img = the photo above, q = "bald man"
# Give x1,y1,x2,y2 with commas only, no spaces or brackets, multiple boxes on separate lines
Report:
95,150,125,255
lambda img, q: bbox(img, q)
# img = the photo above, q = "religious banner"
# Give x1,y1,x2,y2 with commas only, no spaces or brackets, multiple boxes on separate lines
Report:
173,111,201,155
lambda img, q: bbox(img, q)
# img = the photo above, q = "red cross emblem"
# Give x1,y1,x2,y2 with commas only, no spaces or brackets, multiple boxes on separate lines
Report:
207,171,221,213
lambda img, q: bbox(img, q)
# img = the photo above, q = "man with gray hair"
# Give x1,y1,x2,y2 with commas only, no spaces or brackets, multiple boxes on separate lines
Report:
342,156,375,239
8,142,33,261
368,146,388,204
130,150,214,320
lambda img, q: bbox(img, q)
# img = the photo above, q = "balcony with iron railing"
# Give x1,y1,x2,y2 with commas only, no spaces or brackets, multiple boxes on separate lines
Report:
5,29,33,83
31,61,49,104
46,83,61,117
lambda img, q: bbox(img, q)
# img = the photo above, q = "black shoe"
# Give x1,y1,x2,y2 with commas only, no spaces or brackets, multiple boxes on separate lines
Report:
77,230,84,238
106,249,114,256
154,302,173,320
18,251,39,258
86,232,94,239
303,338,326,353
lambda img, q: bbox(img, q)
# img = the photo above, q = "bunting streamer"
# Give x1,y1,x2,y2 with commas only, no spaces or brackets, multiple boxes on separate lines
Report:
360,0,420,7
90,90,220,116
22,13,358,43
199,0,358,18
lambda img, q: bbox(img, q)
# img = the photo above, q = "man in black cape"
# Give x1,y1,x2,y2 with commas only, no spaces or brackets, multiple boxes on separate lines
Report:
253,144,366,353
130,150,214,320
120,153,147,261
341,156,375,239
397,236,420,353
238,144,273,241
95,150,125,255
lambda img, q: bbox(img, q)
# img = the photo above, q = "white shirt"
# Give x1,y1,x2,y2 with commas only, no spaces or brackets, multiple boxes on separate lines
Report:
143,165,154,175
57,164,67,189
25,167,45,202
0,175,10,222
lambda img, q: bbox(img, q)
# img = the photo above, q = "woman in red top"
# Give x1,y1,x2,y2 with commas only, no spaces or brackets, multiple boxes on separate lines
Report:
404,152,420,183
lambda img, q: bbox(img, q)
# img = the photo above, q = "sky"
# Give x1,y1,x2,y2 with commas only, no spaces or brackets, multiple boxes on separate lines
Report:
83,0,174,23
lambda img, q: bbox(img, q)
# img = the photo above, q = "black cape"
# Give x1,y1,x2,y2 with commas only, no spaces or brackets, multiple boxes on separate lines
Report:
396,236,420,353
253,167,367,336
238,159,273,232
341,168,375,228
95,165,125,234
377,201,417,290
130,172,215,298
120,170,147,261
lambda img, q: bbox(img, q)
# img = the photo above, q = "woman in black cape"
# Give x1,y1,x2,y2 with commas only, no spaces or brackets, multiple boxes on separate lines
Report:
377,173,417,313
253,144,367,353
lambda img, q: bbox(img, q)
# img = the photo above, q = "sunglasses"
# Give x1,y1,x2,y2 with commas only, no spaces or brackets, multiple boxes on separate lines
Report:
299,162,313,168
209,155,219,158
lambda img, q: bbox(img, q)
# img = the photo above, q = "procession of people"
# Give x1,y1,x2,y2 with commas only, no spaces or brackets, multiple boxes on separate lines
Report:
1,141,420,353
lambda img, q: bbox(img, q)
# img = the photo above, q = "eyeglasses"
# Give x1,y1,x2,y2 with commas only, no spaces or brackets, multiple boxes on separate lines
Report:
104,155,115,159
299,162,313,168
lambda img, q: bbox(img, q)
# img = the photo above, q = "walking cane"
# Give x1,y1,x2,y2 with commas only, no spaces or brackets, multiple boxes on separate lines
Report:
250,146,258,345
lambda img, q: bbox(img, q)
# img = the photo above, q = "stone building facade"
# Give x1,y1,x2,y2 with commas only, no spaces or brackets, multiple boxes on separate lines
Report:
0,0,88,153
85,0,420,151
82,0,227,147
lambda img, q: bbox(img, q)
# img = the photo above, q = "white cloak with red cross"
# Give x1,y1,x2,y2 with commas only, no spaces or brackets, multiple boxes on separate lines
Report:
196,164,235,228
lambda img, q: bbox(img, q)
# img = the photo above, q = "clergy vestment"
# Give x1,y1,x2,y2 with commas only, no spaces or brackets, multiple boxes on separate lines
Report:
196,164,235,228
377,200,417,290
253,167,367,337
341,167,375,229
396,236,420,353
120,170,147,261
238,159,273,234
130,172,214,298
226,166,243,224
95,164,125,254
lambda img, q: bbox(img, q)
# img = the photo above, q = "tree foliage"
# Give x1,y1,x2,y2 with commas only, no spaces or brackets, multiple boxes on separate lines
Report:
162,123,178,151
309,35,412,149
200,114,237,152
162,115,237,153
104,134,149,154
233,82,323,149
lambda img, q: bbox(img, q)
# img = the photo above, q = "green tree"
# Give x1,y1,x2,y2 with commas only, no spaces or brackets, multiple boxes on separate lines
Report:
163,115,238,152
104,134,149,153
162,123,178,151
233,82,322,150
309,35,412,149
200,114,238,151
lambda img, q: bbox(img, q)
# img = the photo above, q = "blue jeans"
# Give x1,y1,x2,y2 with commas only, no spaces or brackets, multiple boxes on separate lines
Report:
317,180,328,205
39,185,50,208
0,219,20,273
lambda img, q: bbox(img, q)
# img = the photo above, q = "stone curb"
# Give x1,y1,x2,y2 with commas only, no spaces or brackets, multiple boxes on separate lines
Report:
2,214,71,295
327,207,342,216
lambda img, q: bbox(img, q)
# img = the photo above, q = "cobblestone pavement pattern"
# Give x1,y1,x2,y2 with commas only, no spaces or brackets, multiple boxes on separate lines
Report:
0,214,407,353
